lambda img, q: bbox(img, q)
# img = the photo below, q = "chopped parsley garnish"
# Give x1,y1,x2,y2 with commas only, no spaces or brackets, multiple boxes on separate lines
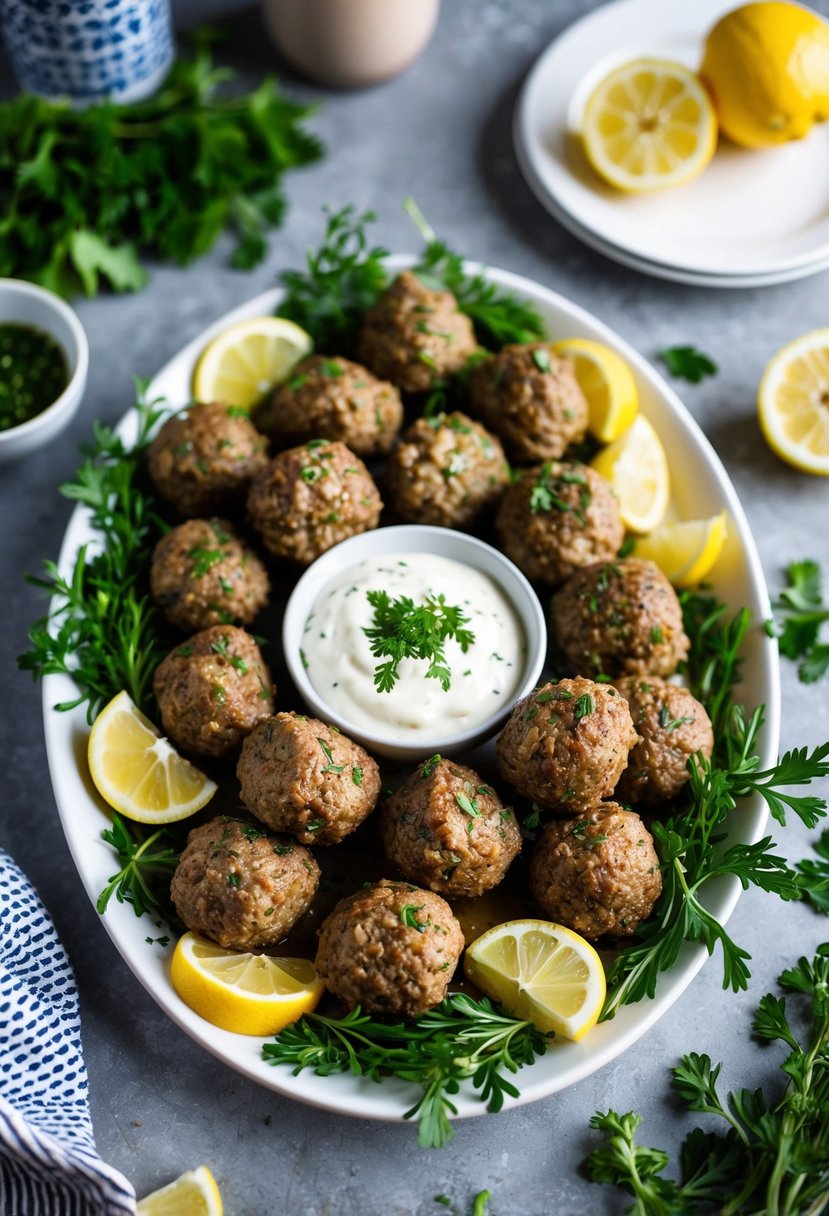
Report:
352,766,363,787
188,546,225,578
658,345,718,384
420,754,442,779
317,737,345,773
400,904,427,931
532,348,551,372
227,873,241,889
362,590,475,694
529,463,591,525
574,693,596,720
657,705,693,732
455,792,480,818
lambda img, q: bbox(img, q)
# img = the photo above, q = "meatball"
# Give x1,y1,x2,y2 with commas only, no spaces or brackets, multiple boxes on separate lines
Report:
255,355,403,457
495,462,623,585
149,517,270,633
356,270,478,393
552,558,690,679
170,817,319,950
237,712,381,845
380,756,521,898
315,879,465,1017
468,344,588,463
529,804,662,940
614,677,714,807
496,676,638,812
147,402,269,517
247,440,382,565
153,626,273,759
386,411,509,528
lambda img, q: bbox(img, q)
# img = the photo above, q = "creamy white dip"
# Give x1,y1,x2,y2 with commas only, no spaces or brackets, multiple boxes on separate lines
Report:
302,553,525,741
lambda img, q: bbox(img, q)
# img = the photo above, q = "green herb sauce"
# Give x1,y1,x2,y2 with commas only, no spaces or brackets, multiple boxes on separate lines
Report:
0,324,68,431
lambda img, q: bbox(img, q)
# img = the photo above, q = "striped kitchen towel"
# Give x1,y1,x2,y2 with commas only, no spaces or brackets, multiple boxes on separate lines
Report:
0,848,136,1216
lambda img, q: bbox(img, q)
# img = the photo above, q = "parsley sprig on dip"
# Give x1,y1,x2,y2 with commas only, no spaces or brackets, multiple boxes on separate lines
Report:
362,589,475,693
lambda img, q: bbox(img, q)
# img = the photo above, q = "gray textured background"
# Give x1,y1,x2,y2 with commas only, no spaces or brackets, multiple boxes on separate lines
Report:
3,1,829,1212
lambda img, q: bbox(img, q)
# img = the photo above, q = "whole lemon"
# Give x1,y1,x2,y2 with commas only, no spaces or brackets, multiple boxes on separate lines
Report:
701,1,829,148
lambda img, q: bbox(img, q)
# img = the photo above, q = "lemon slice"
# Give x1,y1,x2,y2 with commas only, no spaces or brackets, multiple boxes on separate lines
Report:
758,329,829,476
137,1166,222,1216
192,316,313,410
88,691,217,824
634,511,728,588
464,919,606,1041
582,58,717,193
591,414,669,534
551,338,638,443
170,931,324,1036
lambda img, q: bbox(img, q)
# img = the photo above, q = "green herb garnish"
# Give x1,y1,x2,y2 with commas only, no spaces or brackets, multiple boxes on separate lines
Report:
771,558,829,683
658,345,718,384
363,590,475,694
796,829,829,914
400,904,427,931
96,812,183,921
574,693,596,720
529,463,591,524
317,737,345,774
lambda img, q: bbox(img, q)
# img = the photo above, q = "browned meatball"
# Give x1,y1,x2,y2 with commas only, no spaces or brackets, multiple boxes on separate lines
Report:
149,518,270,633
380,756,521,898
170,817,319,950
255,355,403,457
247,440,382,565
356,270,478,393
237,712,381,845
153,626,273,759
386,411,509,529
496,462,623,585
147,402,269,517
315,879,465,1017
552,559,690,679
468,344,588,462
496,677,638,812
529,804,662,940
614,677,714,807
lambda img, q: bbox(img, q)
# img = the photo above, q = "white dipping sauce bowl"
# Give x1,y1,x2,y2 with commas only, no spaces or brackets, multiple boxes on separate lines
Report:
283,524,547,762
0,279,89,464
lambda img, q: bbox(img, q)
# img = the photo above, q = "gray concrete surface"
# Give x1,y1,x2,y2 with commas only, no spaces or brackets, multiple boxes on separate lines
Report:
3,1,829,1212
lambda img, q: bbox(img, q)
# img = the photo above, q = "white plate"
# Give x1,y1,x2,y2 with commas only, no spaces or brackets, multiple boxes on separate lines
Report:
43,258,780,1124
515,0,829,284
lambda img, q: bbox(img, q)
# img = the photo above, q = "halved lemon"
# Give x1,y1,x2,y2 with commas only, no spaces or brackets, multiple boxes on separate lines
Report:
137,1166,222,1216
170,932,324,1037
192,316,313,410
88,691,217,824
582,58,717,193
591,414,670,534
634,511,728,588
552,338,638,443
758,329,829,475
464,919,606,1041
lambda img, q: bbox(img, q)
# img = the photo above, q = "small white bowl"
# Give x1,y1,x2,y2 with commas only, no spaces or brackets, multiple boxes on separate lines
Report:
282,524,548,762
0,279,89,463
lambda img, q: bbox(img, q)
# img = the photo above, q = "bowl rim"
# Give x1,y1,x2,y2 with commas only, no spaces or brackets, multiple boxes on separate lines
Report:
0,277,89,444
282,523,549,753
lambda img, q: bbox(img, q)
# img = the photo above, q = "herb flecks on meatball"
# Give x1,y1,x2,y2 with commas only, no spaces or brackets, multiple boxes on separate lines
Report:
237,711,381,845
529,804,662,940
150,517,270,633
170,817,319,951
247,440,382,565
496,676,638,812
496,461,623,586
147,401,269,518
255,355,403,457
614,676,714,807
468,343,588,463
357,270,478,393
552,558,690,679
380,756,521,898
315,879,465,1018
153,626,273,759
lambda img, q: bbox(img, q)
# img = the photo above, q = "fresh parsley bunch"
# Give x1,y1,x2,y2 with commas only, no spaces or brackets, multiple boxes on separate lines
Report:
771,559,829,684
0,43,323,297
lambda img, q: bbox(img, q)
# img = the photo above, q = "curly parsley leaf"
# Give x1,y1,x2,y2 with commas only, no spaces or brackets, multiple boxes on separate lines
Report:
658,345,718,385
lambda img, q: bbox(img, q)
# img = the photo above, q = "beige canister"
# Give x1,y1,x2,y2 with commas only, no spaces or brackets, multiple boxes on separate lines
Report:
261,0,440,88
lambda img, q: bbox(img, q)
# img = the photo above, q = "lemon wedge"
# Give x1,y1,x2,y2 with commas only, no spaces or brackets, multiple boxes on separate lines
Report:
192,316,312,410
582,58,717,193
591,414,669,534
170,932,324,1037
464,919,606,1041
137,1166,222,1216
634,511,728,588
758,329,829,476
87,691,217,824
551,338,638,443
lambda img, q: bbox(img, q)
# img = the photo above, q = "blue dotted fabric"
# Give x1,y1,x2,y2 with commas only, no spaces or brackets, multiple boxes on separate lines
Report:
0,0,174,101
0,848,136,1215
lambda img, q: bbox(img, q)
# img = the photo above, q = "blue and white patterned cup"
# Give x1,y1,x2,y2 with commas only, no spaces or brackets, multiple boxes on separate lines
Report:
1,0,175,104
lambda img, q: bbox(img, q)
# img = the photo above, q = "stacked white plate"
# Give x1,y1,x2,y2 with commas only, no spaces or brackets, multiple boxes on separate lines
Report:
514,0,829,288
